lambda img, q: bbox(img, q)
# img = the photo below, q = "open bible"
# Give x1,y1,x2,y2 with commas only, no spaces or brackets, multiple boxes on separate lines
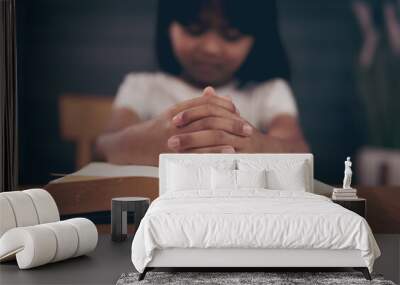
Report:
44,163,159,228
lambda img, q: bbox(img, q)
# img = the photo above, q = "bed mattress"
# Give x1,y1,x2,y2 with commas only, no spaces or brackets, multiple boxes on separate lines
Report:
131,190,380,273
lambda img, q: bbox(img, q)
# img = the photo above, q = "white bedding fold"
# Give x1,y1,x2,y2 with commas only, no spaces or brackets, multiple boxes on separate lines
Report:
131,190,380,273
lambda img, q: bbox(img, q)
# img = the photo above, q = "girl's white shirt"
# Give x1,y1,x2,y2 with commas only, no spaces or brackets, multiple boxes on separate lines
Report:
113,72,298,131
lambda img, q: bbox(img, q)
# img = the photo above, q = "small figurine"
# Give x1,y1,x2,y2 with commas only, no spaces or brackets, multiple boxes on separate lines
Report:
332,157,358,200
343,157,353,189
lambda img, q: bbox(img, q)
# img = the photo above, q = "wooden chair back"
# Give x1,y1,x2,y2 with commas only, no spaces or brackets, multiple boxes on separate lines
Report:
59,94,113,169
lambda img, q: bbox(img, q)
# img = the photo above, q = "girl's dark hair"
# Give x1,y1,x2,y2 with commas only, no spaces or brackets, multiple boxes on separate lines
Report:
156,0,291,86
363,0,398,30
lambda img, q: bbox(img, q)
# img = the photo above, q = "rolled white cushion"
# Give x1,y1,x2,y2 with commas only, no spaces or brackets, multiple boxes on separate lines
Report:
1,192,39,227
0,218,98,269
0,226,57,269
65,218,98,257
42,221,78,262
23,189,59,224
0,196,17,237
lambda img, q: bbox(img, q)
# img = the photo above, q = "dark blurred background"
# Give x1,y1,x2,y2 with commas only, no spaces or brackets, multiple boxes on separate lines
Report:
16,0,367,186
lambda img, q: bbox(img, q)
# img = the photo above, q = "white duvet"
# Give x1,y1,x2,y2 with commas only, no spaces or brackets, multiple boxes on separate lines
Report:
131,190,380,273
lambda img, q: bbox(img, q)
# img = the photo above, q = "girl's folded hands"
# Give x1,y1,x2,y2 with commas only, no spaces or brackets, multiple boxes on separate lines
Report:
166,87,265,153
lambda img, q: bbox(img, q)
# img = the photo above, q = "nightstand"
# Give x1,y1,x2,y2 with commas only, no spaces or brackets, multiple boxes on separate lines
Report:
332,198,366,218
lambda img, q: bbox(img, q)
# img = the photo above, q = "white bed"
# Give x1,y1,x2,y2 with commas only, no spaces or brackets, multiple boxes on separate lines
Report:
131,154,380,281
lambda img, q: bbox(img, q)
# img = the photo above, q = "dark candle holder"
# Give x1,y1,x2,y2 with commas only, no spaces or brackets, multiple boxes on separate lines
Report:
111,197,150,242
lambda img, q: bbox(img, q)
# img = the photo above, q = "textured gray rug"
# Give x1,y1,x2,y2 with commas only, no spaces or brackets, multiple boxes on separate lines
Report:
116,271,396,285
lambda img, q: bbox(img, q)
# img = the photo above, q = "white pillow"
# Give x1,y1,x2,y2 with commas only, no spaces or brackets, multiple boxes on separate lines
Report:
238,159,308,191
166,159,236,192
236,169,267,188
211,168,236,190
211,169,267,190
266,166,307,191
167,162,211,191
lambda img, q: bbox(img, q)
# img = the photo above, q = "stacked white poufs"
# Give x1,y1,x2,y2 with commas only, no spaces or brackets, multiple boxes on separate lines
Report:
0,189,98,269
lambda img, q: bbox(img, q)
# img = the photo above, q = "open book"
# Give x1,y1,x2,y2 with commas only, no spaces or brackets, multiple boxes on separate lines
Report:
49,162,158,183
45,162,159,216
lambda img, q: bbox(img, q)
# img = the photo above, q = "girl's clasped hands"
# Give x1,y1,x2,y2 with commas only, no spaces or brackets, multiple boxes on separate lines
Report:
162,86,264,154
